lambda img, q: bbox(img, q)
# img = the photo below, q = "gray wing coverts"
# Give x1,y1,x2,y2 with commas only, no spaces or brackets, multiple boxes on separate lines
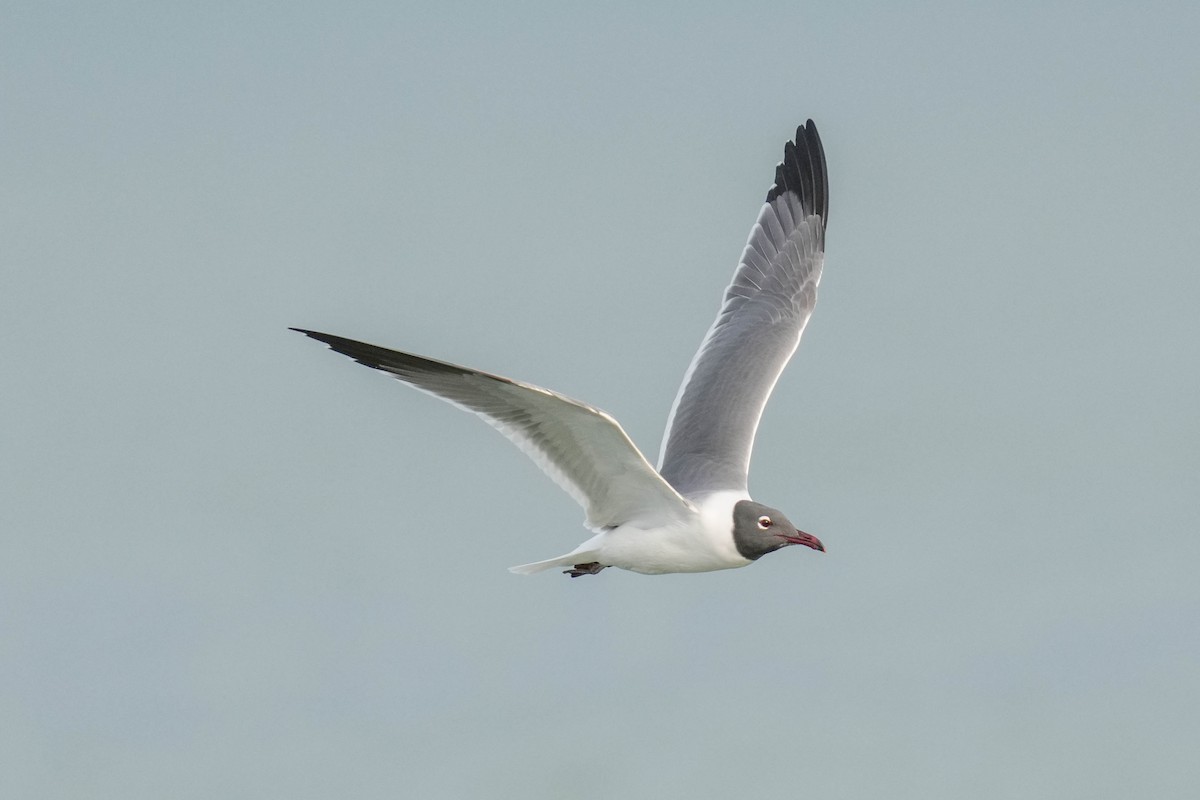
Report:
657,120,828,497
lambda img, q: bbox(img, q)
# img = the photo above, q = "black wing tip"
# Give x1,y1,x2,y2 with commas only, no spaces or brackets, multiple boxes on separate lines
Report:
292,326,477,381
290,327,359,354
291,327,395,370
290,327,343,344
764,119,829,229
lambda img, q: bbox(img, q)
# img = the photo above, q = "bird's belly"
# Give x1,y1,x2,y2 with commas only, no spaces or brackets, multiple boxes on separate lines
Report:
596,525,750,575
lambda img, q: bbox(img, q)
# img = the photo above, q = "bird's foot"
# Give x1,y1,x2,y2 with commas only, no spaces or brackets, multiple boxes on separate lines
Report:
564,562,606,578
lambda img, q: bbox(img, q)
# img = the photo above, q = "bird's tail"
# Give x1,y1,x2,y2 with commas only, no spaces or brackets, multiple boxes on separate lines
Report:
508,549,600,575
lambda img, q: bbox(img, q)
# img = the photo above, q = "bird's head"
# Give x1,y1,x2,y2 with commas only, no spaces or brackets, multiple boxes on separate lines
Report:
732,500,824,561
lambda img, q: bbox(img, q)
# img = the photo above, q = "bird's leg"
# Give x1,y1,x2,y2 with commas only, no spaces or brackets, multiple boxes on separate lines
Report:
564,562,607,578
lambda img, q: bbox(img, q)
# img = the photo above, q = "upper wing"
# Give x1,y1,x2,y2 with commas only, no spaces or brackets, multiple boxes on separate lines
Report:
293,329,695,530
657,120,828,497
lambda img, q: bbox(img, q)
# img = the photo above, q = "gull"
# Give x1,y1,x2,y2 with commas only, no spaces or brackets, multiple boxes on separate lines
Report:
293,120,829,577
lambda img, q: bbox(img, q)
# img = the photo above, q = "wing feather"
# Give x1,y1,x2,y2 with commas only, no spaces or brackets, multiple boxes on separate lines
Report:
657,120,828,496
293,329,694,530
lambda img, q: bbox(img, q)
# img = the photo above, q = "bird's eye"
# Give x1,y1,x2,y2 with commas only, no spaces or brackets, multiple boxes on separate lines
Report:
757,516,772,529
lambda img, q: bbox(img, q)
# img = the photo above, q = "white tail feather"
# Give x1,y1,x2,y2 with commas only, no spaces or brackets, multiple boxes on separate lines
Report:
508,550,600,575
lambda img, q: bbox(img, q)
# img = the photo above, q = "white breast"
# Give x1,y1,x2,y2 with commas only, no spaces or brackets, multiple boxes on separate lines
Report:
593,490,753,575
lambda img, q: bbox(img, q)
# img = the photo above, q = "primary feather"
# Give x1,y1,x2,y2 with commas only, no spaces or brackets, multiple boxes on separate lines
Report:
657,120,828,496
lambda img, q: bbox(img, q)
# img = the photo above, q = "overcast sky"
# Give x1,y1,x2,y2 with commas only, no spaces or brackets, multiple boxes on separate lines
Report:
4,2,1199,798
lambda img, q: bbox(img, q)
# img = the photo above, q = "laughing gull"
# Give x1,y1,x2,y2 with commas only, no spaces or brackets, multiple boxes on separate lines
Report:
294,120,828,577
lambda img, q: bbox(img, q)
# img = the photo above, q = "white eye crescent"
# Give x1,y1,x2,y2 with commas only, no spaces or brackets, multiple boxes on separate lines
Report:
757,516,772,529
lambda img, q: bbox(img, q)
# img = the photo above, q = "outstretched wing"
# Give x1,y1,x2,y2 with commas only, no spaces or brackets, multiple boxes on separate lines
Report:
293,329,694,530
657,120,828,497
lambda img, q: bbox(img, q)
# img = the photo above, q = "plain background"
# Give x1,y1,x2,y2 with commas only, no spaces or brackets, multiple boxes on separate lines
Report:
4,2,1199,798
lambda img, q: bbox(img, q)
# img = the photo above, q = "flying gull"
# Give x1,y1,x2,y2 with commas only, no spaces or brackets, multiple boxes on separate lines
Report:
294,120,829,577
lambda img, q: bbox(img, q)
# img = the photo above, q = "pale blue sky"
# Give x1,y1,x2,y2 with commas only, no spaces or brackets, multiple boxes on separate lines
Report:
4,2,1199,798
